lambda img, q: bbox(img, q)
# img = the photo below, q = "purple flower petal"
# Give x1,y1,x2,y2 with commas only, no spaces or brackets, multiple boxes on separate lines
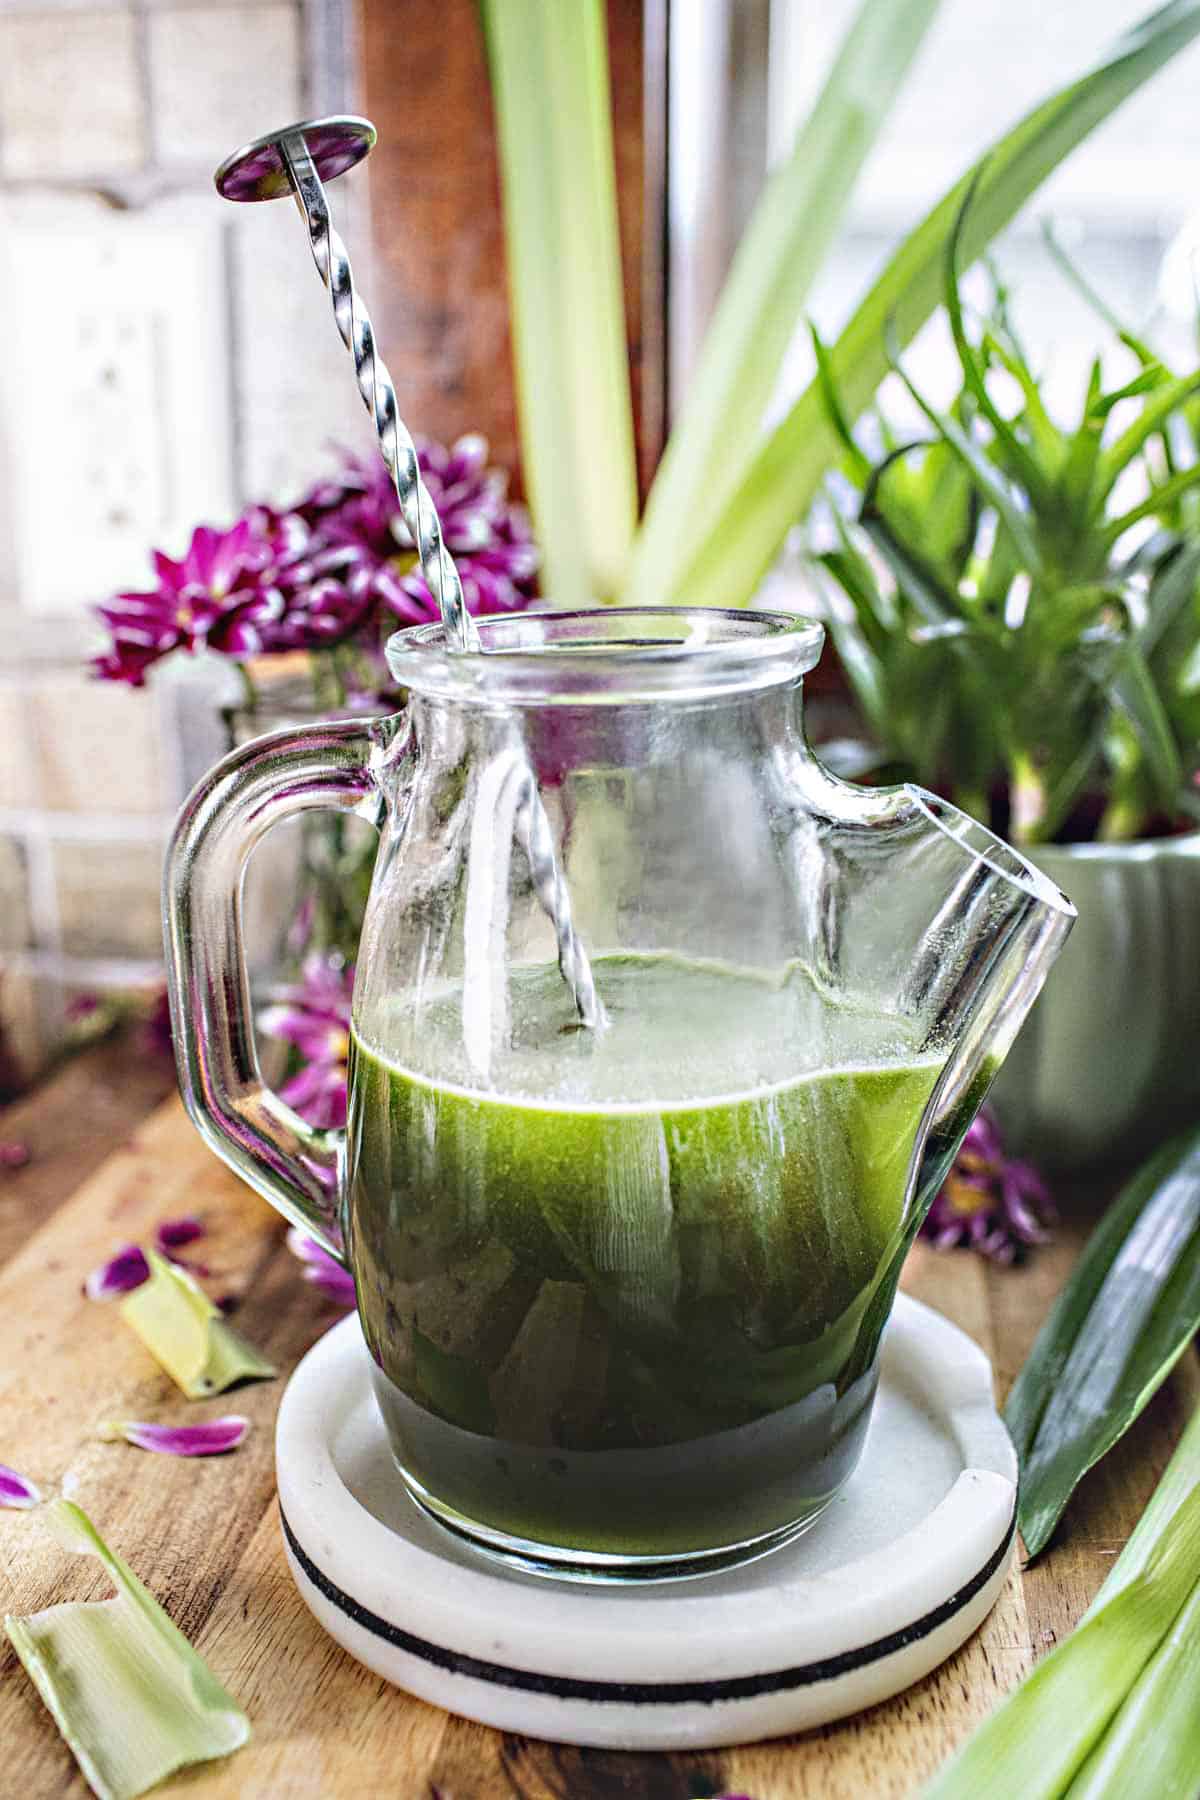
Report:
85,1244,150,1302
155,1216,205,1252
0,1140,30,1169
98,1417,249,1456
921,1104,1053,1262
0,1463,41,1508
286,1228,357,1307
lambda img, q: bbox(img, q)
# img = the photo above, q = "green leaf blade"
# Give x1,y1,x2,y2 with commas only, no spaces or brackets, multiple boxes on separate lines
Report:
1005,1126,1200,1559
1111,638,1185,806
672,0,1200,611
624,0,944,608
1065,1574,1200,1799
926,1482,1200,1800
480,0,638,605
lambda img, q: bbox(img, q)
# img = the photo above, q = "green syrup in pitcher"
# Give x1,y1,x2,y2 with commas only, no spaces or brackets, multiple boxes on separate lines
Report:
347,953,945,1560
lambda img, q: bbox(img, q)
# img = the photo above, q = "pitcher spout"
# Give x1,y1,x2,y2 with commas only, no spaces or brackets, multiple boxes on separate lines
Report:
898,789,1076,1202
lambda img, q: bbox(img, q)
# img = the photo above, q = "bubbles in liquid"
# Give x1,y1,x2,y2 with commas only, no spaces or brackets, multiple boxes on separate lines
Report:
361,950,934,1108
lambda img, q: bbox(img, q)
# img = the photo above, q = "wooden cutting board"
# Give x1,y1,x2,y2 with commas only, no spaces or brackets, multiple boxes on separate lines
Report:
1,1084,1196,1799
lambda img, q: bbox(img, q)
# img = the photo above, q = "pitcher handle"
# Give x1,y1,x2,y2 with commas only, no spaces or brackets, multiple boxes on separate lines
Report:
162,716,393,1265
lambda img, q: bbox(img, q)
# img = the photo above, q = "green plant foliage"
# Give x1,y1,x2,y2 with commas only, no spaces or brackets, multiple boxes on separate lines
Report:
925,1475,1200,1799
812,207,1200,843
479,0,638,606
1005,1126,1200,1559
642,0,1200,616
624,0,944,609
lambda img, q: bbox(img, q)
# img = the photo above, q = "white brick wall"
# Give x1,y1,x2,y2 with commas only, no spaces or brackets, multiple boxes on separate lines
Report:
147,3,302,164
0,9,144,179
0,0,371,1081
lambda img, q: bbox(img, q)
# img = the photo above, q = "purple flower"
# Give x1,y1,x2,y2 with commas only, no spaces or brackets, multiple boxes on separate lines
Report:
94,437,541,689
97,1417,249,1457
94,519,288,685
922,1107,1054,1263
0,1463,40,1509
286,1228,357,1308
297,437,539,625
258,955,353,1131
84,1244,151,1302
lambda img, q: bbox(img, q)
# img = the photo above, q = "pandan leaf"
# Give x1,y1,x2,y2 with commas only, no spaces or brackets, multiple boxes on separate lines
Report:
1104,458,1200,545
925,1480,1200,1799
120,1252,275,1400
943,181,1053,509
1087,1398,1200,1611
860,444,962,626
1111,638,1184,806
1005,1126,1200,1559
5,1501,250,1800
815,563,890,735
885,341,1044,575
1138,538,1200,659
624,0,945,607
1057,358,1107,520
810,322,873,485
479,0,637,606
1096,368,1200,502
1091,365,1170,416
983,329,1065,472
669,0,1200,611
1066,1575,1200,1798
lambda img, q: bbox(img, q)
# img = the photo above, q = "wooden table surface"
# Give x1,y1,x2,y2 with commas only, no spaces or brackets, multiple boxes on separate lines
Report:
1,1039,1196,1799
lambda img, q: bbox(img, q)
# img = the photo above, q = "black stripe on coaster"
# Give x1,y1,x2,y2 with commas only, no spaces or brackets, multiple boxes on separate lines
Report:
279,1498,1017,1707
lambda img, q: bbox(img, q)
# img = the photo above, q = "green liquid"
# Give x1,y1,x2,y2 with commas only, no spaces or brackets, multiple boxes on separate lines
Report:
347,955,944,1559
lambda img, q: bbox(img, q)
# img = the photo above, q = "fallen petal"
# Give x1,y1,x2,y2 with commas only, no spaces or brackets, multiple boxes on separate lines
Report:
0,1463,41,1509
285,1228,356,1308
98,1418,249,1457
85,1245,150,1302
155,1216,205,1252
0,1140,31,1170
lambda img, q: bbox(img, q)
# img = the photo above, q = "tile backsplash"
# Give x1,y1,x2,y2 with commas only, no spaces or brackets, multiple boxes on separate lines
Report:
0,0,372,1087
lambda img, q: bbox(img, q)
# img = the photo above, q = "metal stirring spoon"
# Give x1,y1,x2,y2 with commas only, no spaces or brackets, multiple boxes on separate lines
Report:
215,115,476,652
213,116,603,1029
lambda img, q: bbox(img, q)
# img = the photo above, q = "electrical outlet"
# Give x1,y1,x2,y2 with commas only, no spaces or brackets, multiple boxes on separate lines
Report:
0,192,234,616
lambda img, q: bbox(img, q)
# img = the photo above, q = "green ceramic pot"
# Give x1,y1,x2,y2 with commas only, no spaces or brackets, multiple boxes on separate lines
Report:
991,831,1200,1171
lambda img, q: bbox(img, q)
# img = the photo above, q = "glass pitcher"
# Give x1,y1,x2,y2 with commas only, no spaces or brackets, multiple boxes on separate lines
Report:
164,608,1074,1580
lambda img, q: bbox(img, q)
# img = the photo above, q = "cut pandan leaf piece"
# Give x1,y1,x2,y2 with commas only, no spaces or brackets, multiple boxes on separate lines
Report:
4,1500,250,1800
120,1251,275,1398
925,1479,1200,1799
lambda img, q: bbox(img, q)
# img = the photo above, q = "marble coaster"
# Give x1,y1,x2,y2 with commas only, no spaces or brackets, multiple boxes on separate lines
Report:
275,1294,1016,1750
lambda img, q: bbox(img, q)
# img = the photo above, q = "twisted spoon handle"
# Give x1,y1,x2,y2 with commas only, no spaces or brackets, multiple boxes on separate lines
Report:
280,131,478,652
512,760,604,1031
273,128,600,1029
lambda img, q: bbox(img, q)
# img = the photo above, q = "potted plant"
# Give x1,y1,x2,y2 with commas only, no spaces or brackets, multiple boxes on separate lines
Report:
811,212,1200,1168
